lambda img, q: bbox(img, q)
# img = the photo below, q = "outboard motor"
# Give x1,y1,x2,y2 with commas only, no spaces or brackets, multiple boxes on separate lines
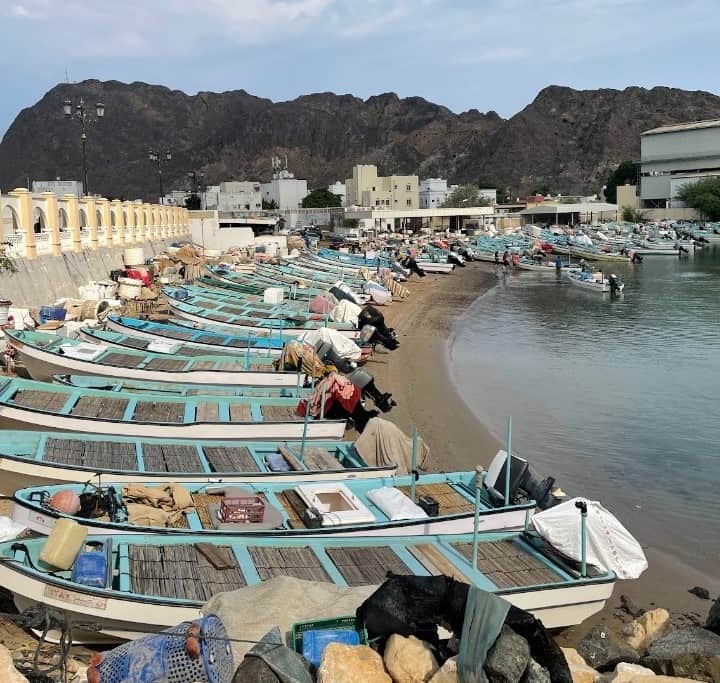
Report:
358,306,400,351
347,368,396,413
447,252,465,267
609,274,622,294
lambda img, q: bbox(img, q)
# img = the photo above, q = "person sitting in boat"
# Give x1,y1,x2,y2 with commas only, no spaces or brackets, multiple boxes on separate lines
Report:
579,258,592,273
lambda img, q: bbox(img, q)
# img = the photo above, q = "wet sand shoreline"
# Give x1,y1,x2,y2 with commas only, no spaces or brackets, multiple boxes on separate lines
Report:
368,261,718,639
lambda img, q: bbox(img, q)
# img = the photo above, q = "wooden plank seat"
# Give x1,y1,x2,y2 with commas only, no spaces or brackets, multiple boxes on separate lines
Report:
408,544,471,584
71,396,129,420
451,540,561,588
326,546,410,586
248,546,330,582
12,390,68,412
128,544,245,601
133,401,185,423
44,437,138,470
276,490,308,529
202,446,258,472
142,443,203,472
396,483,475,515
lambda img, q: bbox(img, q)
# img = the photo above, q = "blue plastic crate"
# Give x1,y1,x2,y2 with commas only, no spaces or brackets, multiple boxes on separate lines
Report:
301,628,359,667
71,544,108,588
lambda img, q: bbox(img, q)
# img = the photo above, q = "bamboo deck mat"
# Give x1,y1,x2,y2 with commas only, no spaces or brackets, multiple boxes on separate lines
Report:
191,492,224,529
152,328,195,341
133,401,185,423
202,446,258,472
144,358,188,372
12,389,68,412
128,544,246,601
248,546,331,582
229,404,251,421
142,443,203,472
396,483,475,515
96,352,144,368
261,405,298,422
452,540,561,588
195,402,219,422
71,396,129,420
44,437,138,470
325,547,410,586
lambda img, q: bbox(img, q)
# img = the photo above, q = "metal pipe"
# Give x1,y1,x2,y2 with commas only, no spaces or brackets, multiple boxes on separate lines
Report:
472,466,486,570
505,416,512,506
410,427,418,503
299,401,311,462
575,500,588,577
320,379,327,419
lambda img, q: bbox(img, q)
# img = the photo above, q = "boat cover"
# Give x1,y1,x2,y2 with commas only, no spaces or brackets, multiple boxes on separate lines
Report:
59,342,106,361
331,299,361,325
532,497,647,580
367,487,428,521
299,328,362,361
354,417,429,476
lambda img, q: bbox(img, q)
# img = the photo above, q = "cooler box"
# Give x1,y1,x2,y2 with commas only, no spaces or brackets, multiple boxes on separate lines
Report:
263,287,284,304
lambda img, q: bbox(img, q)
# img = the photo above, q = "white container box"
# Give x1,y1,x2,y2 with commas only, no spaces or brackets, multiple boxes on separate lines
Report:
123,247,145,266
117,277,143,300
263,287,284,304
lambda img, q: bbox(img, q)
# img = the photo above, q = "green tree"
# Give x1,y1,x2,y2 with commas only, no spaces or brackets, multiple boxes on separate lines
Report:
477,179,510,203
184,194,201,210
262,198,278,210
621,206,646,223
677,177,720,220
604,161,637,203
301,189,342,208
442,184,489,208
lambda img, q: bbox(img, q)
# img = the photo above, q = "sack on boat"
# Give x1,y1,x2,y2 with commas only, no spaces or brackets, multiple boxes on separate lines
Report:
309,293,337,315
299,327,362,362
125,503,175,527
354,418,429,476
122,484,173,509
168,483,193,511
531,497,648,580
331,299,361,326
366,487,428,521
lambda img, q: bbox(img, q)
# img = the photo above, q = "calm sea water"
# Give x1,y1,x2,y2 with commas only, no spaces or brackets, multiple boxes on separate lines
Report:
450,248,720,574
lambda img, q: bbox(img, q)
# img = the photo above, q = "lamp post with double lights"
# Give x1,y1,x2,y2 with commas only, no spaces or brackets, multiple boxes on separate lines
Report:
62,98,105,196
149,149,172,203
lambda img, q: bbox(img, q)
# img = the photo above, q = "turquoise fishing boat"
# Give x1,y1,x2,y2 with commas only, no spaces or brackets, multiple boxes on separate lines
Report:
0,430,390,494
4,329,294,386
0,529,616,640
0,376,345,440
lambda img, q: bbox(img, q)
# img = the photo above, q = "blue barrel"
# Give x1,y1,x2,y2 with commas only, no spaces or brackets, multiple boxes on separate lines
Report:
39,306,67,325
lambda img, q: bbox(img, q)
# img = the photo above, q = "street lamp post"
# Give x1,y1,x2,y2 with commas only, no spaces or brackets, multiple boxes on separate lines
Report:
149,149,172,203
62,98,105,196
187,171,206,209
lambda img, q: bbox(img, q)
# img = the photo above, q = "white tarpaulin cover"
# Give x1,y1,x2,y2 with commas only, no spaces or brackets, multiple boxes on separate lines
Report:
367,487,428,521
59,343,106,361
0,516,25,542
532,497,648,580
299,328,362,361
354,417,429,476
331,299,361,326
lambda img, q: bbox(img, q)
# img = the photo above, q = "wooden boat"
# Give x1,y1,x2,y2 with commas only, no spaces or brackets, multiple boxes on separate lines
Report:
552,245,629,262
515,259,559,274
195,275,313,301
566,270,624,294
102,315,285,356
204,266,326,298
165,296,361,339
5,329,297,386
0,377,345,440
259,262,366,287
52,374,307,398
13,471,534,538
0,530,615,640
0,431,391,494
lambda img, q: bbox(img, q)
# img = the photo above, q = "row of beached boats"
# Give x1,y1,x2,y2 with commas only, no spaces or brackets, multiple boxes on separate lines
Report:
0,248,623,642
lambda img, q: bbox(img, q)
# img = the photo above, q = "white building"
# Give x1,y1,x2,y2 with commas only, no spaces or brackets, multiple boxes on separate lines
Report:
161,190,190,207
479,188,498,205
345,164,419,209
419,178,450,208
32,179,83,198
327,181,346,206
261,157,308,210
205,181,262,212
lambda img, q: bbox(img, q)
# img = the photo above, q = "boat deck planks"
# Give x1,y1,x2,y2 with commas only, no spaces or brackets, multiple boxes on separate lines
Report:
202,446,258,472
44,437,138,470
12,390,68,413
396,483,475,515
133,401,185,423
261,406,298,422
195,402,219,422
277,490,308,529
325,546,409,586
408,544,470,583
229,404,251,422
191,493,224,529
189,360,216,371
452,540,562,588
128,544,245,601
96,352,144,369
142,443,202,472
303,448,345,471
143,358,188,372
118,336,149,350
248,546,330,583
71,396,130,420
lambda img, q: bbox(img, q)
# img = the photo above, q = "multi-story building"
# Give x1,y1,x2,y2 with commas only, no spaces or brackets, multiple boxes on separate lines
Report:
640,118,720,208
419,178,450,208
327,181,347,206
205,181,262,212
345,164,419,209
32,179,83,198
261,157,308,210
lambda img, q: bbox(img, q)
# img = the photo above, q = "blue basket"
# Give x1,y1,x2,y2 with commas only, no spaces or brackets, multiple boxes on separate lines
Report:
39,306,66,324
94,614,234,683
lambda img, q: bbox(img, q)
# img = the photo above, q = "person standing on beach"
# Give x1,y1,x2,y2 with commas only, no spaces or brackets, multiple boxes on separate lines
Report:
555,254,562,273
502,249,510,272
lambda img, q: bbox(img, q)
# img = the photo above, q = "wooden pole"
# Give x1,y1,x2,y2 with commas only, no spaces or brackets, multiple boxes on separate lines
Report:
505,416,512,506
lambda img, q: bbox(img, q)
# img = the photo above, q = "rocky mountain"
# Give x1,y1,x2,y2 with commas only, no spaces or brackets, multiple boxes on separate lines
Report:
2,80,720,201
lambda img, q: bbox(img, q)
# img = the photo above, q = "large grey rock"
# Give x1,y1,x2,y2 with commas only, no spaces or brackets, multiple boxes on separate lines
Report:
520,658,551,683
485,626,531,683
644,627,720,680
577,625,640,672
706,600,720,636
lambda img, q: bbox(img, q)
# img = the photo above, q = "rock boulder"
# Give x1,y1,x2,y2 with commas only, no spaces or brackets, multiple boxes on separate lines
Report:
561,648,599,683
622,609,670,652
429,656,458,683
317,643,391,683
485,626,530,683
644,627,720,681
706,599,720,636
0,644,28,683
598,662,655,682
520,658,551,683
578,625,640,672
383,634,439,683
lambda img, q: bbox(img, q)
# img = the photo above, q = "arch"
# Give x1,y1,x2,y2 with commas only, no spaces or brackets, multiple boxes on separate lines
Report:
95,209,103,228
79,208,88,229
58,208,69,232
110,210,117,227
33,207,47,234
123,209,130,229
2,204,20,237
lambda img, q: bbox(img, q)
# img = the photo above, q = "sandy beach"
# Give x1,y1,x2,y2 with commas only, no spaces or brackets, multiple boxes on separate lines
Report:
367,261,719,641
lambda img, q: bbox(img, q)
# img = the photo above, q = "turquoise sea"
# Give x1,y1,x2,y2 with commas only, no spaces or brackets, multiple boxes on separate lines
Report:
450,248,720,575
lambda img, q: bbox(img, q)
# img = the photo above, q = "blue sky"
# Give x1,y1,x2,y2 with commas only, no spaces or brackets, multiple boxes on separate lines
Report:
1,0,718,137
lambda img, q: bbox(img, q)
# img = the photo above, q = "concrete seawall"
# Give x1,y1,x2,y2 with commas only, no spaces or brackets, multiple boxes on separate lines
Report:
0,240,175,307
